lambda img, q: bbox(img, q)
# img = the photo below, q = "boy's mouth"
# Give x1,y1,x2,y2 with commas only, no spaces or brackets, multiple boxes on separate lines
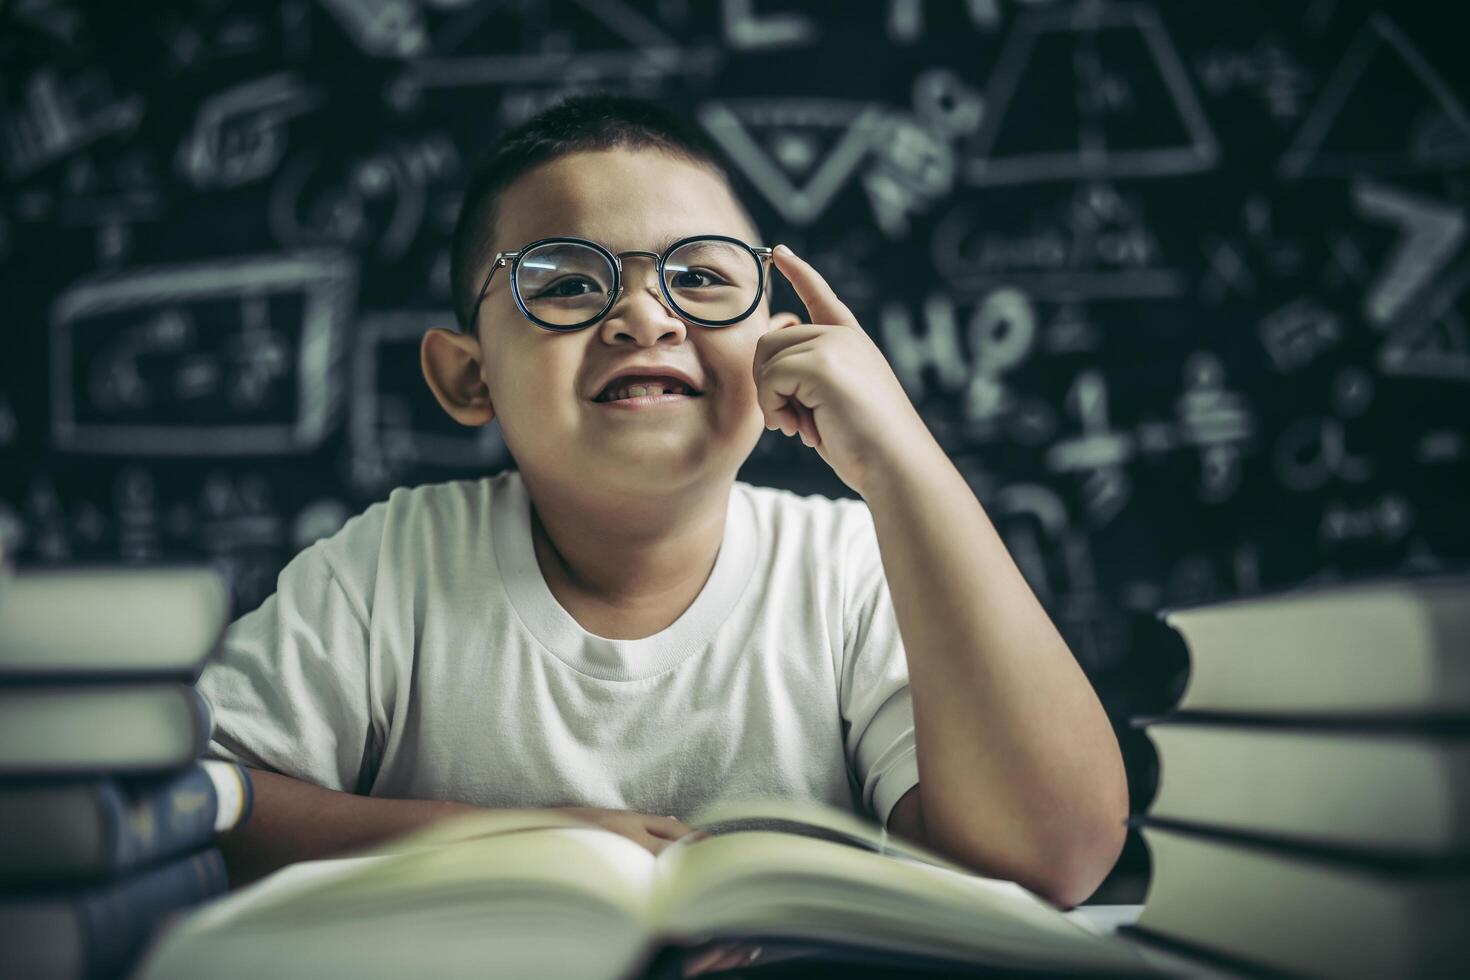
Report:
593,376,704,403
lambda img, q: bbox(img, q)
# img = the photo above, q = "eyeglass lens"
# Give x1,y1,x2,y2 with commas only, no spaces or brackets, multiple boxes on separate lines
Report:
515,239,761,328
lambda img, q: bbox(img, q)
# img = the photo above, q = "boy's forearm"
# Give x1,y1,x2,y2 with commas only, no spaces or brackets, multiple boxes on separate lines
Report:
218,768,481,887
859,442,1129,909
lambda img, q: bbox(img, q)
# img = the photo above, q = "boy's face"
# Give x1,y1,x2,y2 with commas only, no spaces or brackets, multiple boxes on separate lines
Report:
422,148,801,499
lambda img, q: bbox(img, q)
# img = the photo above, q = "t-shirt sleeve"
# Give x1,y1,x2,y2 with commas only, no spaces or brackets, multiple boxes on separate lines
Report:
194,528,379,795
837,499,921,831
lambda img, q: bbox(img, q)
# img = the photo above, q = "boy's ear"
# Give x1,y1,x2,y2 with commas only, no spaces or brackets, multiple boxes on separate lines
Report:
421,326,495,426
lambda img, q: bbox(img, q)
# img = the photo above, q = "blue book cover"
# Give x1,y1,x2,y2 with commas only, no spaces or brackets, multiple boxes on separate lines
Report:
0,847,229,979
0,760,254,882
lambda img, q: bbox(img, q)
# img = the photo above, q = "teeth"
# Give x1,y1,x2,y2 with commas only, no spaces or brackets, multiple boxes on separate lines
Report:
602,381,691,401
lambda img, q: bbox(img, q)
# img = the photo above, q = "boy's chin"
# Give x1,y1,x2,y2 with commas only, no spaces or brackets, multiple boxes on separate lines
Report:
585,443,736,477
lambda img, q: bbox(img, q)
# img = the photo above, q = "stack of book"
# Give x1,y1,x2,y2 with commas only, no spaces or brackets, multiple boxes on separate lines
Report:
1123,574,1470,979
0,567,255,979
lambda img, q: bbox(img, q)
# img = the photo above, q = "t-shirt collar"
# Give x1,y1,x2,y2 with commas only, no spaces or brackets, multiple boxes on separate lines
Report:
491,469,757,681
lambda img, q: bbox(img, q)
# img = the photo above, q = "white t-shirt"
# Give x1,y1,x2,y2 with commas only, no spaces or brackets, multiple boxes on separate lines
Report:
196,469,921,829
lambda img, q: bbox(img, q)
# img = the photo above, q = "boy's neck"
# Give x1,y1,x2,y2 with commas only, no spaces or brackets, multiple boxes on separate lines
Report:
523,472,731,638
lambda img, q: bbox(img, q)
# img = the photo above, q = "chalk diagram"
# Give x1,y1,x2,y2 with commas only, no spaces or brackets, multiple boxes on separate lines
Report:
268,135,459,262
1273,381,1376,495
1278,13,1470,180
383,0,719,110
1,65,143,181
318,0,430,59
700,99,890,227
49,251,356,454
1199,196,1310,306
963,1,1218,186
1351,178,1465,329
1375,252,1470,384
1168,352,1253,504
176,73,321,190
1348,178,1470,383
1044,369,1134,526
931,181,1184,300
1258,297,1344,373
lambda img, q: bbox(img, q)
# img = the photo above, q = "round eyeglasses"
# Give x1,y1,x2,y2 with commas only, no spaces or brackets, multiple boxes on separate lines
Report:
466,234,775,332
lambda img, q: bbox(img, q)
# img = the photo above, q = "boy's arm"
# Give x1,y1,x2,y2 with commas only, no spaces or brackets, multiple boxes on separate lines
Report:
219,770,700,886
218,768,480,886
859,444,1129,910
761,243,1123,907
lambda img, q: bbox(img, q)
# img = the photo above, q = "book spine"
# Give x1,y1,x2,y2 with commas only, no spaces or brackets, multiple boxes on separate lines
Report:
0,764,251,882
105,761,251,874
44,848,227,979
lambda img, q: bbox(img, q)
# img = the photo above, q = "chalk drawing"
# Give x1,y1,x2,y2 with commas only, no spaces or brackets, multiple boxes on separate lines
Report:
1258,297,1343,372
965,1,1217,186
50,251,356,454
701,99,888,226
177,74,321,189
1377,252,1470,382
1352,178,1465,329
319,0,428,58
1,67,143,180
268,136,458,260
1280,13,1470,179
387,0,709,107
933,182,1183,299
1046,369,1134,525
1320,493,1413,546
1175,352,1252,503
721,0,817,51
1274,417,1373,491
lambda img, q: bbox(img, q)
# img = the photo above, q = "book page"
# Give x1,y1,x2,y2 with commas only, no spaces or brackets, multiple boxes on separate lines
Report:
681,795,972,873
136,813,666,980
649,799,1158,975
204,809,660,929
146,853,393,942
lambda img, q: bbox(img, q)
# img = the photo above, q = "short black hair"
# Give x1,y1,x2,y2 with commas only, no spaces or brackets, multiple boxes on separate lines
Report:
450,92,762,334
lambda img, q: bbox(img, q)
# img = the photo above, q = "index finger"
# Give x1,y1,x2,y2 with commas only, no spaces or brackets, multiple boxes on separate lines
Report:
771,244,861,329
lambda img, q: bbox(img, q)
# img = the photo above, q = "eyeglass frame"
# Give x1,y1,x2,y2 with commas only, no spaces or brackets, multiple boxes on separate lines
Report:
465,233,775,333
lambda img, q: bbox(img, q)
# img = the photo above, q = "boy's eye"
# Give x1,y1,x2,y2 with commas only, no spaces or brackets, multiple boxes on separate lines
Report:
534,277,602,299
671,269,727,289
531,268,734,301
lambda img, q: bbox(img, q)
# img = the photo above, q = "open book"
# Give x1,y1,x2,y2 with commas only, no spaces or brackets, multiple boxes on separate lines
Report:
136,797,1159,980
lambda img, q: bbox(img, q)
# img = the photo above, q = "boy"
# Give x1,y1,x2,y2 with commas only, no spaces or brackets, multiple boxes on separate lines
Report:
198,93,1127,913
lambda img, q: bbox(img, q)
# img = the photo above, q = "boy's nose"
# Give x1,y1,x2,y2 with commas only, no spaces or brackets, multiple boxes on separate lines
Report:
601,254,684,335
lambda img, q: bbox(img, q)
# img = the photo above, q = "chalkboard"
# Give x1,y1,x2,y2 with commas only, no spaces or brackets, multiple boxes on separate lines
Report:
3,0,1468,902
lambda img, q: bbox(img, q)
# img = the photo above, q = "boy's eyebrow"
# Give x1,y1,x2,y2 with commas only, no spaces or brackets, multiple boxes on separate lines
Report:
528,232,742,255
599,233,682,255
610,233,714,255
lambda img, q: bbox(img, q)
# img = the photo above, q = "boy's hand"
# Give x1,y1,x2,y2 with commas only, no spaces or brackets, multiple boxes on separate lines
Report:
757,244,936,500
549,806,695,855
